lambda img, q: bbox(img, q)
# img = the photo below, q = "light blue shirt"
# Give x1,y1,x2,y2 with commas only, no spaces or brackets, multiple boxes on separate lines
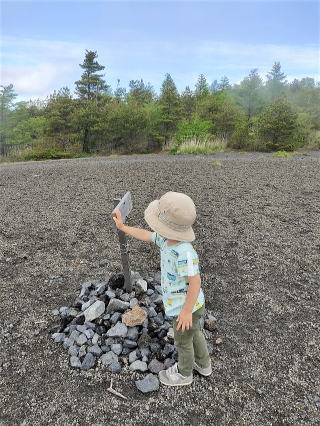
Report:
151,232,205,318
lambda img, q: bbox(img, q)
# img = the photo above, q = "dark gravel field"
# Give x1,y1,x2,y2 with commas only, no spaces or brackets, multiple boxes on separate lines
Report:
0,152,319,426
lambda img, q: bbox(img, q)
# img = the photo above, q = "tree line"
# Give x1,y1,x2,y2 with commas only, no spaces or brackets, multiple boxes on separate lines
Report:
0,50,319,160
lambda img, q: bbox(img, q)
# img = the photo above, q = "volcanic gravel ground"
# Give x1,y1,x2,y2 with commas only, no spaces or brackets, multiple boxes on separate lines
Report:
0,152,319,426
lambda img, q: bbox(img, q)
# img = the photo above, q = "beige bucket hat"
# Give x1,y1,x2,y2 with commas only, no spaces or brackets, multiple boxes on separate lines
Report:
144,192,197,242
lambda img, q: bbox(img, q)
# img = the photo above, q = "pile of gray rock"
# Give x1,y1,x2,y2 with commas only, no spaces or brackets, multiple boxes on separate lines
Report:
51,270,217,393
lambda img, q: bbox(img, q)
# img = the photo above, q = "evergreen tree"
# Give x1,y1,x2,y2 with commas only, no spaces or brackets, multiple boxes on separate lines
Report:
210,79,219,93
127,79,155,105
195,74,210,99
236,69,265,118
265,61,287,102
218,76,231,91
158,73,181,144
45,87,76,150
256,96,298,151
0,84,18,154
114,79,127,103
75,50,109,101
181,86,195,122
74,50,109,152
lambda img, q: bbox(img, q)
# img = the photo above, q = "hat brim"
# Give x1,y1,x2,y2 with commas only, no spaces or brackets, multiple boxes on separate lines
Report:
144,199,195,242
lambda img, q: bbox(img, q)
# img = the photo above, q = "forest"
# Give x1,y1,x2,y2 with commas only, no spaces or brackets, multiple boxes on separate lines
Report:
1,50,319,161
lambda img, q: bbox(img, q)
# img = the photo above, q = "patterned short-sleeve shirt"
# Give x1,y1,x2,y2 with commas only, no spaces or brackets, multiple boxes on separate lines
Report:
151,232,205,317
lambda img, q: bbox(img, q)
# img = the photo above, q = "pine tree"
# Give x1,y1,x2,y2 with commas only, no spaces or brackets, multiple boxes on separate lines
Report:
236,69,264,118
75,50,109,101
74,50,109,152
195,74,210,99
181,86,195,122
158,73,181,144
0,84,17,153
210,80,219,93
265,62,287,102
127,79,155,105
219,76,231,91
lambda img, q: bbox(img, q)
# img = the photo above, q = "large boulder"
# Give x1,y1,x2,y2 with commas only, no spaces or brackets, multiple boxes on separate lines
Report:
83,301,105,322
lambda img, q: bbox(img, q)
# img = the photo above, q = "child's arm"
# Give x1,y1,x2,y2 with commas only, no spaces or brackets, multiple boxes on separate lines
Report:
176,274,201,332
113,209,152,242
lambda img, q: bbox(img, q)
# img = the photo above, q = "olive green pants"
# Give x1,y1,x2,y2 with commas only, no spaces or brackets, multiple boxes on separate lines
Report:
173,305,211,377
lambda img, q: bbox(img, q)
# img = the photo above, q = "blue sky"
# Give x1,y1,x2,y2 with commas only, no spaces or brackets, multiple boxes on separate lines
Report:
1,0,319,101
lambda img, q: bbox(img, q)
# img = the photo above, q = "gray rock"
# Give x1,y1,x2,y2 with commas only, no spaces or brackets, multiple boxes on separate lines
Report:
78,345,87,359
96,282,107,295
92,333,100,345
129,350,138,364
142,356,148,362
85,322,96,330
81,300,94,311
106,290,116,299
108,361,122,373
75,333,87,346
68,345,79,357
88,345,102,356
69,330,80,342
103,313,111,320
150,343,161,353
51,332,65,343
146,289,154,296
129,298,139,308
110,312,122,324
84,300,105,322
104,337,115,346
150,294,162,305
123,339,137,349
81,352,96,370
63,337,73,349
107,322,128,338
126,326,139,341
111,344,123,355
106,299,129,314
163,343,175,356
70,356,82,368
84,328,94,339
167,327,174,340
148,307,157,318
134,278,148,294
76,324,87,333
130,360,148,372
101,351,118,366
142,318,149,328
135,373,159,393
164,358,175,369
140,348,150,357
148,359,165,374
160,322,170,331
120,292,130,302
59,306,69,316
155,285,162,294
154,312,164,325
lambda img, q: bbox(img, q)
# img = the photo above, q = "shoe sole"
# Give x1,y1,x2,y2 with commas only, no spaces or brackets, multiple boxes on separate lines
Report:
193,366,212,377
159,378,193,386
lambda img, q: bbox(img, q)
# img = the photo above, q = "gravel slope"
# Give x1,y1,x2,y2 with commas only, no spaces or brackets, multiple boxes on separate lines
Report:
0,152,319,426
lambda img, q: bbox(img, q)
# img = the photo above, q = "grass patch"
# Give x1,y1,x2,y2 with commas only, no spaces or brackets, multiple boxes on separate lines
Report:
213,161,222,166
170,137,227,155
272,151,292,158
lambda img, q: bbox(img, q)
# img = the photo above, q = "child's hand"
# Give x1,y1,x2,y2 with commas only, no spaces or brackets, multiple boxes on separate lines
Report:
176,309,193,332
113,209,124,230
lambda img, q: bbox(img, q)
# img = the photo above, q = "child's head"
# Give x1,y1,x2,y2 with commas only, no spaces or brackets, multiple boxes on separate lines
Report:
144,191,197,242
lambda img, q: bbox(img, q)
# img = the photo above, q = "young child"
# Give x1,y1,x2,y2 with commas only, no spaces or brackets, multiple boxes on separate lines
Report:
113,191,211,386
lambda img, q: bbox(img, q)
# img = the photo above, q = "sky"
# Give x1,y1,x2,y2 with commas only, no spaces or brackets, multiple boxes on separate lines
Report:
1,0,319,101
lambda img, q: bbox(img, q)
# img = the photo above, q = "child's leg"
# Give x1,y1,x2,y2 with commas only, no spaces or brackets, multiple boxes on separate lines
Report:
193,306,211,368
173,320,195,377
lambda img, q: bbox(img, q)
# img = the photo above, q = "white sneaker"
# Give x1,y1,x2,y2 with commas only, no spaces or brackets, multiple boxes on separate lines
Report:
193,360,212,376
159,363,193,386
